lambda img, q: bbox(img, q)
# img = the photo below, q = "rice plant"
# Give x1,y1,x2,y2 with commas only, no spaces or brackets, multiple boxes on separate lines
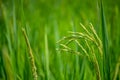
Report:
0,0,120,80
57,23,103,80
22,28,38,80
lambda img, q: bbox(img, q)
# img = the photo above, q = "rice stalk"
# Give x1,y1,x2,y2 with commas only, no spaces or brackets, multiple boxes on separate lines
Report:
68,31,94,41
68,30,102,56
89,23,102,46
80,23,102,56
91,47,101,80
57,35,93,44
80,23,92,36
65,39,74,45
58,44,83,57
22,28,38,80
77,39,101,80
75,40,89,57
57,23,102,80
89,23,103,55
85,39,101,80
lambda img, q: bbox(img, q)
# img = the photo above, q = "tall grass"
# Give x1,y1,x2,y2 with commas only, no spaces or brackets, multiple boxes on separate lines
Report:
53,19,64,80
0,0,119,80
57,23,102,80
100,1,110,80
44,27,49,80
22,28,38,80
1,3,16,79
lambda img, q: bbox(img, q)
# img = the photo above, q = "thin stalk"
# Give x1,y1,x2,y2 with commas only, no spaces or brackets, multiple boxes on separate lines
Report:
92,47,101,80
75,40,89,57
86,41,101,80
22,28,38,80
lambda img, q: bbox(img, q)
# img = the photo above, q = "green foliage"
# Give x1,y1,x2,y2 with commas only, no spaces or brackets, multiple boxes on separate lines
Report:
0,0,120,80
100,1,110,80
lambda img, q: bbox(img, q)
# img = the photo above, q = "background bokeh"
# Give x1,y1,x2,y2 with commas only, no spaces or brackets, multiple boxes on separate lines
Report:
0,0,120,80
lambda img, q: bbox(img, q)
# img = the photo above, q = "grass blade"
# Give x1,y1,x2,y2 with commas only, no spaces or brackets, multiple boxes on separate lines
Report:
113,57,120,80
100,1,110,80
45,27,49,80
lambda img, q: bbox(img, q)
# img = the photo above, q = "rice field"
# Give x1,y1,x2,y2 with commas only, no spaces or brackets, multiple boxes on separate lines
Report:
0,0,120,80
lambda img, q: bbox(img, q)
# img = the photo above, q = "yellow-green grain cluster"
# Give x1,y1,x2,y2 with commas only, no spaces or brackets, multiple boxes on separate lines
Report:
22,28,38,80
57,23,103,80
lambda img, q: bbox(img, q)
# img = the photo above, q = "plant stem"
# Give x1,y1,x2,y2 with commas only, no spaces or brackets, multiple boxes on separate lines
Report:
22,28,38,80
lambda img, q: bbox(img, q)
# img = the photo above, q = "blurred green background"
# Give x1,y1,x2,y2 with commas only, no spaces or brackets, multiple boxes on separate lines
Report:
0,0,120,80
